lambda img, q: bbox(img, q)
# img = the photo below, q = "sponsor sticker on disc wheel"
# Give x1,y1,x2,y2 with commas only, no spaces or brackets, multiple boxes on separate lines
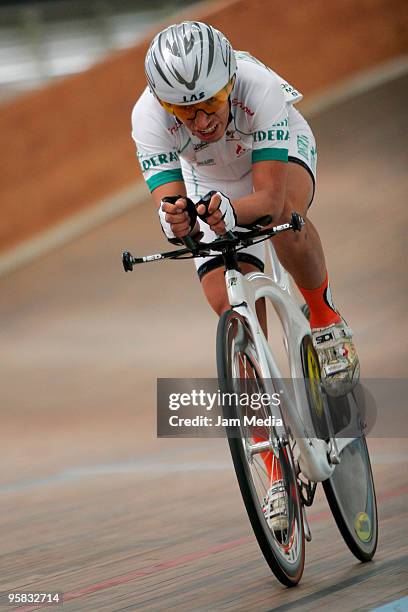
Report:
354,512,372,542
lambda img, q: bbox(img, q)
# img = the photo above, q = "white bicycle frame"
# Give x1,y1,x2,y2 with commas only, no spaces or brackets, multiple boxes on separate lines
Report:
225,241,354,483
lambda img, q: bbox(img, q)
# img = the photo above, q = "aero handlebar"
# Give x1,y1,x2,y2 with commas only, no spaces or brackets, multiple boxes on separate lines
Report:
122,211,304,272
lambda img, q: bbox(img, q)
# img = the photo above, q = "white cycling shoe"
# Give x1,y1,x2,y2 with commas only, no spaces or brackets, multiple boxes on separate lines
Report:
312,320,360,397
262,480,288,532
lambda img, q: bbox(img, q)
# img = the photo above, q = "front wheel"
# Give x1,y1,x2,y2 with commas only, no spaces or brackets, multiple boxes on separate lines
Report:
217,310,305,586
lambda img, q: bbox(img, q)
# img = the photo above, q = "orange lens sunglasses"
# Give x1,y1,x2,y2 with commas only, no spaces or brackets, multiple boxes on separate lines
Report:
159,76,235,121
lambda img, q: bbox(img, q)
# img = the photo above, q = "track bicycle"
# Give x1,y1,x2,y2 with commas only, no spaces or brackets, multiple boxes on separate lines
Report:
122,213,378,586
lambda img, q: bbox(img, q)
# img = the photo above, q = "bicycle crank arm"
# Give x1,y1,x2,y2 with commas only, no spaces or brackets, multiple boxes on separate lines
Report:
328,438,341,465
302,506,312,542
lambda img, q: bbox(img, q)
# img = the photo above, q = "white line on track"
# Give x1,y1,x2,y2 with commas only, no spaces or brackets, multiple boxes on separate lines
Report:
370,596,408,611
0,182,148,278
301,55,408,117
1,452,406,496
0,55,407,278
0,460,231,495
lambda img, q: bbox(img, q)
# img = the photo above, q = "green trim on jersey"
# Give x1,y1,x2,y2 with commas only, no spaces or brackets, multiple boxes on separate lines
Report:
252,148,289,163
146,169,183,192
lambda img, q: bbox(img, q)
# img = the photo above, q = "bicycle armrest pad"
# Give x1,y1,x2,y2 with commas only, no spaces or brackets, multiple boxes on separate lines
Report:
237,215,272,230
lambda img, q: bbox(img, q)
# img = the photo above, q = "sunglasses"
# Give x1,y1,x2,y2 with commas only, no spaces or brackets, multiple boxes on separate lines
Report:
158,76,235,122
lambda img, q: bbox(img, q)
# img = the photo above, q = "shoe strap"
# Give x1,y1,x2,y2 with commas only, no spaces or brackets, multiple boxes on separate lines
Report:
323,360,350,376
270,481,286,495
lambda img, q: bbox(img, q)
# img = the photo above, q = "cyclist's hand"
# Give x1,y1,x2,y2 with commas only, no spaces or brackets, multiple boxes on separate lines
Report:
196,191,237,235
159,196,197,240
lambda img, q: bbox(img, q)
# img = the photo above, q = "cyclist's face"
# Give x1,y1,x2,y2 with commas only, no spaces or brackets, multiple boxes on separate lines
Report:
176,101,230,142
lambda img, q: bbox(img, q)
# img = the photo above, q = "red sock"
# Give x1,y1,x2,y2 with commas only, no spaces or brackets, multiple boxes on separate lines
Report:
298,272,341,329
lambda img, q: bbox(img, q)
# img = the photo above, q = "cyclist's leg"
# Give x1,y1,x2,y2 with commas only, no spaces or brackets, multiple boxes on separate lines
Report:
272,106,338,319
272,109,359,393
272,160,330,295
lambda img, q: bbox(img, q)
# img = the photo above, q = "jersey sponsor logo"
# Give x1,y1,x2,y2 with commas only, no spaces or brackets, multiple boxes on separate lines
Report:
296,135,309,161
273,118,288,127
139,151,180,172
197,158,215,166
226,129,241,141
281,82,300,98
167,122,183,135
193,142,209,152
253,128,289,143
231,98,254,116
235,144,247,157
310,145,317,173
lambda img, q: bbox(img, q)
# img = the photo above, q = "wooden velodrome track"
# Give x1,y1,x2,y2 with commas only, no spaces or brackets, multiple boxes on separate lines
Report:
1,74,407,611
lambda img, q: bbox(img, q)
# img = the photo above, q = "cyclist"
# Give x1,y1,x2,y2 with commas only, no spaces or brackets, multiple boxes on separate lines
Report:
132,21,360,528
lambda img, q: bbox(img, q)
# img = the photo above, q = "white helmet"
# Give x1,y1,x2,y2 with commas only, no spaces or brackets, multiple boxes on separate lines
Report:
145,21,237,105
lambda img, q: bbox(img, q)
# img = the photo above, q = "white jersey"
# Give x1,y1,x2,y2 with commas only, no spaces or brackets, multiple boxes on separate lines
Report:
132,51,316,203
131,51,317,277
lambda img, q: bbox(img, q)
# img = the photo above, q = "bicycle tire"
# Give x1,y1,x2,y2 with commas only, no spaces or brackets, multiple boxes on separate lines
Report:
217,309,305,586
301,336,378,561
